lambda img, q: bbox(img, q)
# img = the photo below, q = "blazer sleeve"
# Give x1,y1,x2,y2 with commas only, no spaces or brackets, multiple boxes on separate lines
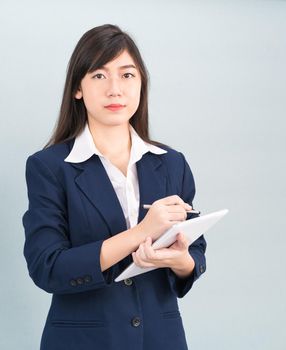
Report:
22,154,115,295
166,152,207,298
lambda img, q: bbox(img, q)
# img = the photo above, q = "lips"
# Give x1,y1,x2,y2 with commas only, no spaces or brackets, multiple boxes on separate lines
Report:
104,104,125,111
105,104,125,107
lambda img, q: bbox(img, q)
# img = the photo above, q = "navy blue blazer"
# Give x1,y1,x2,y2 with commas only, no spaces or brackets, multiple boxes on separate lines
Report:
22,138,207,350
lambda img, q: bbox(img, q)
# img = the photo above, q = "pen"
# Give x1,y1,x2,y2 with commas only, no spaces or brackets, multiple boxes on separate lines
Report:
142,204,200,215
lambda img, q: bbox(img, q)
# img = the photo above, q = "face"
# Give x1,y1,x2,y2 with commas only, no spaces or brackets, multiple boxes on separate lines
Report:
75,50,142,128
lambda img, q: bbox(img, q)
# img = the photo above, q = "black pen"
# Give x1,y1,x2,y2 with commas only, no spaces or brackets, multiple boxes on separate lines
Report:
142,204,200,215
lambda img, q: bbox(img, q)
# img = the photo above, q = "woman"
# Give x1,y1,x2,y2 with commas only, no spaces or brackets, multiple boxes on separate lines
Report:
22,24,207,350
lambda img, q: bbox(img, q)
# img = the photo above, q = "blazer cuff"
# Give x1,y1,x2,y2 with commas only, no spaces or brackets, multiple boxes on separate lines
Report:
166,249,206,298
94,239,116,286
53,239,115,294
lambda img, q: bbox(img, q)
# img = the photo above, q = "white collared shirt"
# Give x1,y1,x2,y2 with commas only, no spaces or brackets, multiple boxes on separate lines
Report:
64,122,167,229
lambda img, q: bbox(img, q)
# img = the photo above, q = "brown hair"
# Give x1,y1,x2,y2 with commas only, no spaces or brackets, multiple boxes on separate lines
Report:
43,24,170,149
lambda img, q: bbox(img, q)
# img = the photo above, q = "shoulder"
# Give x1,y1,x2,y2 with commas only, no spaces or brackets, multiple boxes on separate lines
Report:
146,144,193,183
150,144,196,197
152,144,188,167
25,139,74,174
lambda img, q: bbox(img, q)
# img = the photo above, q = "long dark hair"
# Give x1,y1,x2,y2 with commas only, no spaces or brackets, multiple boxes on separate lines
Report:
43,24,170,149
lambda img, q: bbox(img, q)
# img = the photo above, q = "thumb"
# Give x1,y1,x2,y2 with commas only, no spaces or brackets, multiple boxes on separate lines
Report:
177,232,189,249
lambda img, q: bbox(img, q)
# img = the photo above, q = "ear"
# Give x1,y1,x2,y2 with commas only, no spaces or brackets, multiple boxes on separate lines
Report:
74,88,83,99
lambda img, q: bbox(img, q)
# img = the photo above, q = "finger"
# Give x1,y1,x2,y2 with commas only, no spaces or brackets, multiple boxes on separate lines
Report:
167,211,187,221
163,195,185,206
139,241,156,262
166,206,188,217
166,204,185,212
133,251,147,266
184,203,193,211
166,205,188,221
173,233,185,250
132,252,155,268
138,243,148,261
178,232,190,248
140,237,155,261
144,237,156,260
132,252,139,266
169,220,185,224
166,211,187,222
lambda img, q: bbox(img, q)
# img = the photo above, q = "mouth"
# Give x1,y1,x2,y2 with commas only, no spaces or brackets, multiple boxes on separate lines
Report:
104,104,126,111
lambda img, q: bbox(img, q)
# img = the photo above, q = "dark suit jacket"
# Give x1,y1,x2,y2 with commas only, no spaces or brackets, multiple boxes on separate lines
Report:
22,138,207,350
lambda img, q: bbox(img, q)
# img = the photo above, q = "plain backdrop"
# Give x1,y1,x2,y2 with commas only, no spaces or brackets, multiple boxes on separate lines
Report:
0,1,285,349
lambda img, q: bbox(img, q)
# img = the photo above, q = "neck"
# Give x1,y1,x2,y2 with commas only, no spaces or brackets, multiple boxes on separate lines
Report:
87,118,131,158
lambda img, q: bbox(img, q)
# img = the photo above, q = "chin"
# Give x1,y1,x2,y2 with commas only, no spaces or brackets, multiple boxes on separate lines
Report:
107,115,133,125
89,114,133,128
105,120,130,127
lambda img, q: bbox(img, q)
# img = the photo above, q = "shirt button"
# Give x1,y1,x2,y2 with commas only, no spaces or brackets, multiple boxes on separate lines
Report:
124,278,133,286
69,279,77,287
199,265,205,273
131,317,141,327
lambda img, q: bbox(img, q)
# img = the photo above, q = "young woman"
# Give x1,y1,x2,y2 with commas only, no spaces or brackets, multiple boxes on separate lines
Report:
22,24,207,350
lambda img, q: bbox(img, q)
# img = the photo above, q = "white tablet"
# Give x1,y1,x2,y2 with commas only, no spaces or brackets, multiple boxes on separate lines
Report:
114,209,229,282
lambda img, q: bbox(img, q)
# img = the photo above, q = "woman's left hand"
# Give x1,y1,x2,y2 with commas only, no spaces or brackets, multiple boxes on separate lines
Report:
132,232,195,271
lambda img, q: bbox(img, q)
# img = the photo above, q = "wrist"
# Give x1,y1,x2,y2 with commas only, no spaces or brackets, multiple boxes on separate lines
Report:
130,222,147,246
170,254,195,279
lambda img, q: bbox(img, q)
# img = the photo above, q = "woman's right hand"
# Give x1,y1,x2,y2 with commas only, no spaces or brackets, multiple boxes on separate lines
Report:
137,195,192,241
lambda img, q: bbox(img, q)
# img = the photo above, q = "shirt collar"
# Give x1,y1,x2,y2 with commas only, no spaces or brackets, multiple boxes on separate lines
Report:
64,122,167,164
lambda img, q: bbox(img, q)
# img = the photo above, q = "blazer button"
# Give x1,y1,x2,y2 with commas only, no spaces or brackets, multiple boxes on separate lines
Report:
84,275,92,283
199,265,205,273
70,279,77,287
124,278,133,286
131,317,141,327
76,277,84,285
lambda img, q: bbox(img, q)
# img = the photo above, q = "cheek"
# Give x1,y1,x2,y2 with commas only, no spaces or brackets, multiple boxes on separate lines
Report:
128,94,140,112
129,85,141,104
128,79,141,93
83,90,100,109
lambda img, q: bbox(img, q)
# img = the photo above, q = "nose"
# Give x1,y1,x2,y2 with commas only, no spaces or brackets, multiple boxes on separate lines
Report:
107,77,122,97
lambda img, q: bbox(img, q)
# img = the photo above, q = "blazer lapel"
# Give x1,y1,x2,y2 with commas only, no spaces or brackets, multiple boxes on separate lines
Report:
137,153,168,224
72,155,127,236
68,147,168,237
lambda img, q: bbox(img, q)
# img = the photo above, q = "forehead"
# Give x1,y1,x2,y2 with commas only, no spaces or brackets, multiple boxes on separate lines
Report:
101,50,137,70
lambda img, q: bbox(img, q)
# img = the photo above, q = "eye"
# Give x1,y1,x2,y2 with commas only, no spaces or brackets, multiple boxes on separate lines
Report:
123,73,135,79
92,73,105,79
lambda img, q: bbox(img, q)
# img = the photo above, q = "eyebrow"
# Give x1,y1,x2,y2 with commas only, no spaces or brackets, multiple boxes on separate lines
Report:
100,64,137,71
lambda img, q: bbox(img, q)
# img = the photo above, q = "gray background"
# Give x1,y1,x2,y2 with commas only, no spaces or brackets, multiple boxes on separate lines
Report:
1,0,285,349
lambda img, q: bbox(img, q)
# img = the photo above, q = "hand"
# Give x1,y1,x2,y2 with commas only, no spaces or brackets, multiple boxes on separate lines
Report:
137,195,193,242
132,231,195,273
